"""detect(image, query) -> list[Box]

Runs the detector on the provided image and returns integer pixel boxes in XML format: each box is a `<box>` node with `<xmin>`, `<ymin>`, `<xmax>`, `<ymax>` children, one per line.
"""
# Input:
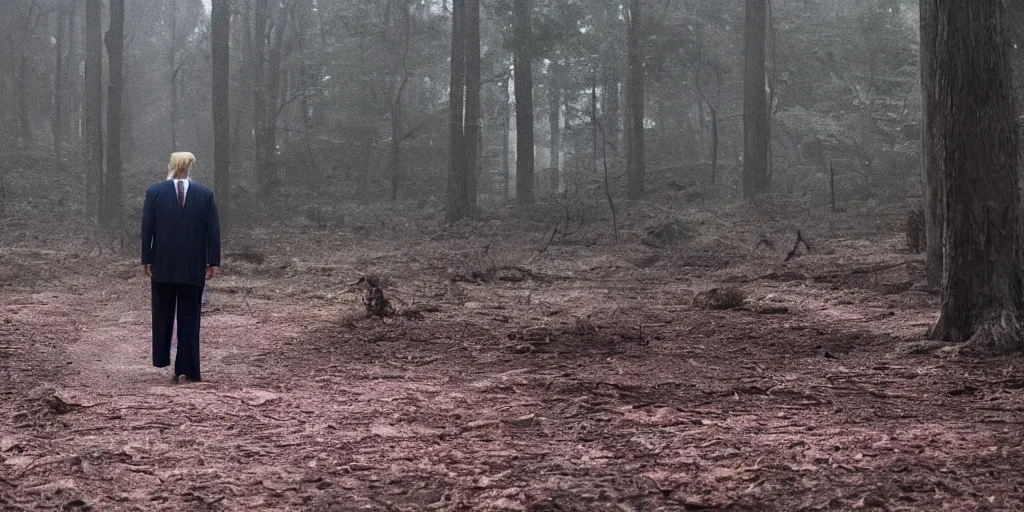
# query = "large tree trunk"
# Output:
<box><xmin>919</xmin><ymin>0</ymin><xmax>943</xmax><ymax>288</ymax></box>
<box><xmin>927</xmin><ymin>0</ymin><xmax>1024</xmax><ymax>350</ymax></box>
<box><xmin>261</xmin><ymin>4</ymin><xmax>289</xmax><ymax>194</ymax></box>
<box><xmin>625</xmin><ymin>0</ymin><xmax>645</xmax><ymax>200</ymax></box>
<box><xmin>742</xmin><ymin>0</ymin><xmax>770</xmax><ymax>198</ymax></box>
<box><xmin>513</xmin><ymin>0</ymin><xmax>535</xmax><ymax>205</ymax></box>
<box><xmin>169</xmin><ymin>0</ymin><xmax>179</xmax><ymax>152</ymax></box>
<box><xmin>103</xmin><ymin>0</ymin><xmax>125</xmax><ymax>230</ymax></box>
<box><xmin>464</xmin><ymin>0</ymin><xmax>481</xmax><ymax>208</ymax></box>
<box><xmin>446</xmin><ymin>0</ymin><xmax>470</xmax><ymax>222</ymax></box>
<box><xmin>212</xmin><ymin>0</ymin><xmax>231</xmax><ymax>227</ymax></box>
<box><xmin>548</xmin><ymin>61</ymin><xmax>561</xmax><ymax>195</ymax></box>
<box><xmin>68</xmin><ymin>3</ymin><xmax>81</xmax><ymax>157</ymax></box>
<box><xmin>84</xmin><ymin>0</ymin><xmax>104</xmax><ymax>222</ymax></box>
<box><xmin>53</xmin><ymin>2</ymin><xmax>66</xmax><ymax>154</ymax></box>
<box><xmin>389</xmin><ymin>0</ymin><xmax>412</xmax><ymax>202</ymax></box>
<box><xmin>251</xmin><ymin>0</ymin><xmax>270</xmax><ymax>194</ymax></box>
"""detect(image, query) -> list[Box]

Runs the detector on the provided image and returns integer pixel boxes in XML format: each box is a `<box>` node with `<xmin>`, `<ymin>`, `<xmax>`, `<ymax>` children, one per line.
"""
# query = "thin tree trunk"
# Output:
<box><xmin>502</xmin><ymin>71</ymin><xmax>511</xmax><ymax>201</ymax></box>
<box><xmin>17</xmin><ymin>55</ymin><xmax>30</xmax><ymax>142</ymax></box>
<box><xmin>513</xmin><ymin>0</ymin><xmax>535</xmax><ymax>205</ymax></box>
<box><xmin>231</xmin><ymin>105</ymin><xmax>242</xmax><ymax>174</ymax></box>
<box><xmin>742</xmin><ymin>0</ymin><xmax>770</xmax><ymax>198</ymax></box>
<box><xmin>53</xmin><ymin>2</ymin><xmax>65</xmax><ymax>154</ymax></box>
<box><xmin>928</xmin><ymin>0</ymin><xmax>1024</xmax><ymax>350</ymax></box>
<box><xmin>766</xmin><ymin>0</ymin><xmax>777</xmax><ymax>184</ymax></box>
<box><xmin>446</xmin><ymin>0</ymin><xmax>469</xmax><ymax>222</ymax></box>
<box><xmin>104</xmin><ymin>0</ymin><xmax>125</xmax><ymax>231</ymax></box>
<box><xmin>169</xmin><ymin>0</ymin><xmax>178</xmax><ymax>152</ymax></box>
<box><xmin>549</xmin><ymin>61</ymin><xmax>561</xmax><ymax>195</ymax></box>
<box><xmin>710</xmin><ymin>109</ymin><xmax>719</xmax><ymax>184</ymax></box>
<box><xmin>251</xmin><ymin>0</ymin><xmax>269</xmax><ymax>193</ymax></box>
<box><xmin>464</xmin><ymin>0</ymin><xmax>481</xmax><ymax>208</ymax></box>
<box><xmin>625</xmin><ymin>0</ymin><xmax>645</xmax><ymax>200</ymax></box>
<box><xmin>357</xmin><ymin>129</ymin><xmax>373</xmax><ymax>201</ymax></box>
<box><xmin>212</xmin><ymin>0</ymin><xmax>231</xmax><ymax>227</ymax></box>
<box><xmin>84</xmin><ymin>0</ymin><xmax>104</xmax><ymax>222</ymax></box>
<box><xmin>919</xmin><ymin>0</ymin><xmax>943</xmax><ymax>288</ymax></box>
<box><xmin>606</xmin><ymin>75</ymin><xmax>620</xmax><ymax>155</ymax></box>
<box><xmin>390</xmin><ymin>106</ymin><xmax>402</xmax><ymax>201</ymax></box>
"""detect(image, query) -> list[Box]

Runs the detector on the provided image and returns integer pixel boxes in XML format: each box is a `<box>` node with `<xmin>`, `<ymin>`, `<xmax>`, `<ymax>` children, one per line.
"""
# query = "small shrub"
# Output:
<box><xmin>693</xmin><ymin>287</ymin><xmax>747</xmax><ymax>310</ymax></box>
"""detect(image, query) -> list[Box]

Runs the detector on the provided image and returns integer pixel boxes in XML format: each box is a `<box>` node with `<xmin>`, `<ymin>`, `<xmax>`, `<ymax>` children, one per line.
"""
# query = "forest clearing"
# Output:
<box><xmin>4</xmin><ymin>0</ymin><xmax>1024</xmax><ymax>510</ymax></box>
<box><xmin>3</xmin><ymin>159</ymin><xmax>1024</xmax><ymax>511</ymax></box>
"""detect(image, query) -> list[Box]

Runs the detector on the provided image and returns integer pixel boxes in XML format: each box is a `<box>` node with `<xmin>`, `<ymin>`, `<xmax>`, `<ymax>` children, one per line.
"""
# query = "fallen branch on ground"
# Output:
<box><xmin>451</xmin><ymin>265</ymin><xmax>570</xmax><ymax>284</ymax></box>
<box><xmin>727</xmin><ymin>260</ymin><xmax>916</xmax><ymax>284</ymax></box>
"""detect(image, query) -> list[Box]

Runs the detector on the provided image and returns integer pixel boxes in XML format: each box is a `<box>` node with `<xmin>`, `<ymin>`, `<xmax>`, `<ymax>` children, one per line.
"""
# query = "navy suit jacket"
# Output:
<box><xmin>140</xmin><ymin>180</ymin><xmax>221</xmax><ymax>286</ymax></box>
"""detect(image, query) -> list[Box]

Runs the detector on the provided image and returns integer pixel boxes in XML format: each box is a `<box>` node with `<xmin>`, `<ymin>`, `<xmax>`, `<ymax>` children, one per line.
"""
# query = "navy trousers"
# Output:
<box><xmin>152</xmin><ymin>282</ymin><xmax>204</xmax><ymax>379</ymax></box>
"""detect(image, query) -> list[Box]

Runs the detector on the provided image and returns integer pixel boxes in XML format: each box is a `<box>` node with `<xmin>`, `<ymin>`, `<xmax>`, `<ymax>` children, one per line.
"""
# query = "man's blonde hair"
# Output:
<box><xmin>167</xmin><ymin>152</ymin><xmax>196</xmax><ymax>179</ymax></box>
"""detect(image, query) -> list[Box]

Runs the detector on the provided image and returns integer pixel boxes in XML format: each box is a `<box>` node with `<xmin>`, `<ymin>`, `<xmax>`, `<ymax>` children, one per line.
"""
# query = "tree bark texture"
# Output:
<box><xmin>625</xmin><ymin>0</ymin><xmax>645</xmax><ymax>200</ymax></box>
<box><xmin>548</xmin><ymin>61</ymin><xmax>561</xmax><ymax>195</ymax></box>
<box><xmin>464</xmin><ymin>0</ymin><xmax>481</xmax><ymax>208</ymax></box>
<box><xmin>53</xmin><ymin>2</ymin><xmax>66</xmax><ymax>154</ymax></box>
<box><xmin>390</xmin><ymin>0</ymin><xmax>412</xmax><ymax>202</ymax></box>
<box><xmin>16</xmin><ymin>56</ymin><xmax>30</xmax><ymax>142</ymax></box>
<box><xmin>513</xmin><ymin>0</ymin><xmax>535</xmax><ymax>206</ymax></box>
<box><xmin>103</xmin><ymin>0</ymin><xmax>125</xmax><ymax>229</ymax></box>
<box><xmin>502</xmin><ymin>72</ymin><xmax>511</xmax><ymax>200</ymax></box>
<box><xmin>169</xmin><ymin>0</ymin><xmax>179</xmax><ymax>152</ymax></box>
<box><xmin>919</xmin><ymin>0</ymin><xmax>943</xmax><ymax>288</ymax></box>
<box><xmin>604</xmin><ymin>68</ymin><xmax>620</xmax><ymax>156</ymax></box>
<box><xmin>251</xmin><ymin>0</ymin><xmax>270</xmax><ymax>194</ymax></box>
<box><xmin>66</xmin><ymin>2</ymin><xmax>80</xmax><ymax>155</ymax></box>
<box><xmin>261</xmin><ymin>4</ymin><xmax>289</xmax><ymax>193</ymax></box>
<box><xmin>928</xmin><ymin>0</ymin><xmax>1024</xmax><ymax>350</ymax></box>
<box><xmin>212</xmin><ymin>0</ymin><xmax>231</xmax><ymax>226</ymax></box>
<box><xmin>446</xmin><ymin>0</ymin><xmax>470</xmax><ymax>222</ymax></box>
<box><xmin>84</xmin><ymin>0</ymin><xmax>104</xmax><ymax>222</ymax></box>
<box><xmin>743</xmin><ymin>0</ymin><xmax>770</xmax><ymax>198</ymax></box>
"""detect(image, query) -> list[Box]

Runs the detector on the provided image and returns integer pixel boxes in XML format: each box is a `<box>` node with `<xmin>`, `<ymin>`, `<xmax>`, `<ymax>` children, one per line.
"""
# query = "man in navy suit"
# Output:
<box><xmin>140</xmin><ymin>152</ymin><xmax>221</xmax><ymax>383</ymax></box>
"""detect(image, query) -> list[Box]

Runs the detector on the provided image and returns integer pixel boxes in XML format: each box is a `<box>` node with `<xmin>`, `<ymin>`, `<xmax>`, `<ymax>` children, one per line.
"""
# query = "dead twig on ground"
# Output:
<box><xmin>811</xmin><ymin>260</ymin><xmax>916</xmax><ymax>280</ymax></box>
<box><xmin>538</xmin><ymin>226</ymin><xmax>558</xmax><ymax>254</ymax></box>
<box><xmin>730</xmin><ymin>260</ymin><xmax>915</xmax><ymax>284</ymax></box>
<box><xmin>784</xmin><ymin>230</ymin><xmax>812</xmax><ymax>262</ymax></box>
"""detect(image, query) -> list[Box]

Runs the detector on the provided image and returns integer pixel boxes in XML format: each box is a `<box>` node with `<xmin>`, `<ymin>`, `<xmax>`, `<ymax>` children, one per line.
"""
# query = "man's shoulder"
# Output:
<box><xmin>190</xmin><ymin>181</ymin><xmax>214</xmax><ymax>196</ymax></box>
<box><xmin>146</xmin><ymin>181</ymin><xmax>171</xmax><ymax>194</ymax></box>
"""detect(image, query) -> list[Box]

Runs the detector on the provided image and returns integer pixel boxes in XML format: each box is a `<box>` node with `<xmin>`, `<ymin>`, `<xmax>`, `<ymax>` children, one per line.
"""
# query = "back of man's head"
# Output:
<box><xmin>167</xmin><ymin>152</ymin><xmax>196</xmax><ymax>180</ymax></box>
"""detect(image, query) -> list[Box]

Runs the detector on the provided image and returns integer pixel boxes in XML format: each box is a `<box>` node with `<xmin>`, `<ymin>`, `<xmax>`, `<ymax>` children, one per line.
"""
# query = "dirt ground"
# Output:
<box><xmin>3</xmin><ymin>166</ymin><xmax>1024</xmax><ymax>511</ymax></box>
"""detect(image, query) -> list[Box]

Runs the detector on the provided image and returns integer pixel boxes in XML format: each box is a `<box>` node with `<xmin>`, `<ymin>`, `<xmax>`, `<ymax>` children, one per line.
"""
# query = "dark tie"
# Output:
<box><xmin>176</xmin><ymin>180</ymin><xmax>185</xmax><ymax>209</ymax></box>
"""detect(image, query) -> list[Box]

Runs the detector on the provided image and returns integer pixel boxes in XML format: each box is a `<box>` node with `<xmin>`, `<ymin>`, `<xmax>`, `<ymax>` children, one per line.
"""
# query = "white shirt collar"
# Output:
<box><xmin>171</xmin><ymin>177</ymin><xmax>190</xmax><ymax>198</ymax></box>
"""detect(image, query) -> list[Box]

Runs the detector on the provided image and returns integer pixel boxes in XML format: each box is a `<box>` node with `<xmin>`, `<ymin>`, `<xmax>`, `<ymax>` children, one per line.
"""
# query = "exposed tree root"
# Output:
<box><xmin>928</xmin><ymin>308</ymin><xmax>1024</xmax><ymax>355</ymax></box>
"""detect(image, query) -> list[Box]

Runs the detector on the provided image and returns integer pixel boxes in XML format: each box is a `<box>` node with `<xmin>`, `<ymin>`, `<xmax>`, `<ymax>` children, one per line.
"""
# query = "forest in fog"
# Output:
<box><xmin>0</xmin><ymin>0</ymin><xmax>938</xmax><ymax>220</ymax></box>
<box><xmin>6</xmin><ymin>1</ymin><xmax>1024</xmax><ymax>510</ymax></box>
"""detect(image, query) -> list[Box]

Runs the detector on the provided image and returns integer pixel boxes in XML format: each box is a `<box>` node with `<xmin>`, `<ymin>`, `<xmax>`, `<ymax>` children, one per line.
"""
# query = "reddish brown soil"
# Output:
<box><xmin>3</xmin><ymin>183</ymin><xmax>1024</xmax><ymax>511</ymax></box>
